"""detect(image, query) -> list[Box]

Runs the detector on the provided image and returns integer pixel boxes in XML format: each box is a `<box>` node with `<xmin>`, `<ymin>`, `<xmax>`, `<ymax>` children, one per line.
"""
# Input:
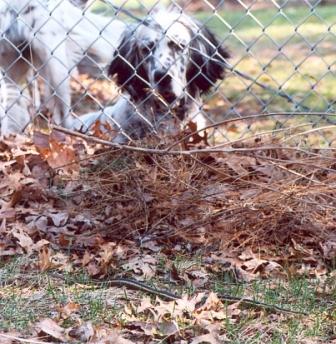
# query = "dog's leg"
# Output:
<box><xmin>0</xmin><ymin>76</ymin><xmax>32</xmax><ymax>136</ymax></box>
<box><xmin>186</xmin><ymin>96</ymin><xmax>208</xmax><ymax>130</ymax></box>
<box><xmin>32</xmin><ymin>38</ymin><xmax>72</xmax><ymax>128</ymax></box>
<box><xmin>0</xmin><ymin>45</ymin><xmax>32</xmax><ymax>135</ymax></box>
<box><xmin>70</xmin><ymin>107</ymin><xmax>113</xmax><ymax>133</ymax></box>
<box><xmin>71</xmin><ymin>106</ymin><xmax>129</xmax><ymax>143</ymax></box>
<box><xmin>70</xmin><ymin>98</ymin><xmax>138</xmax><ymax>143</ymax></box>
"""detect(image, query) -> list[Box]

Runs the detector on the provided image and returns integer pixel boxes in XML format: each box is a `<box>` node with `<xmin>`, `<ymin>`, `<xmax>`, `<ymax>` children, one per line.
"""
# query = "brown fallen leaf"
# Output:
<box><xmin>87</xmin><ymin>261</ymin><xmax>102</xmax><ymax>276</ymax></box>
<box><xmin>12</xmin><ymin>229</ymin><xmax>34</xmax><ymax>255</ymax></box>
<box><xmin>140</xmin><ymin>239</ymin><xmax>161</xmax><ymax>252</ymax></box>
<box><xmin>122</xmin><ymin>254</ymin><xmax>157</xmax><ymax>278</ymax></box>
<box><xmin>221</xmin><ymin>154</ymin><xmax>256</xmax><ymax>176</ymax></box>
<box><xmin>34</xmin><ymin>130</ymin><xmax>78</xmax><ymax>173</ymax></box>
<box><xmin>190</xmin><ymin>324</ymin><xmax>225</xmax><ymax>344</ymax></box>
<box><xmin>157</xmin><ymin>321</ymin><xmax>179</xmax><ymax>337</ymax></box>
<box><xmin>68</xmin><ymin>321</ymin><xmax>95</xmax><ymax>342</ymax></box>
<box><xmin>0</xmin><ymin>332</ymin><xmax>23</xmax><ymax>344</ymax></box>
<box><xmin>38</xmin><ymin>247</ymin><xmax>53</xmax><ymax>272</ymax></box>
<box><xmin>49</xmin><ymin>212</ymin><xmax>69</xmax><ymax>227</ymax></box>
<box><xmin>59</xmin><ymin>302</ymin><xmax>80</xmax><ymax>319</ymax></box>
<box><xmin>124</xmin><ymin>321</ymin><xmax>156</xmax><ymax>336</ymax></box>
<box><xmin>194</xmin><ymin>293</ymin><xmax>227</xmax><ymax>326</ymax></box>
<box><xmin>0</xmin><ymin>209</ymin><xmax>15</xmax><ymax>219</ymax></box>
<box><xmin>90</xmin><ymin>326</ymin><xmax>134</xmax><ymax>344</ymax></box>
<box><xmin>190</xmin><ymin>333</ymin><xmax>221</xmax><ymax>344</ymax></box>
<box><xmin>36</xmin><ymin>318</ymin><xmax>67</xmax><ymax>342</ymax></box>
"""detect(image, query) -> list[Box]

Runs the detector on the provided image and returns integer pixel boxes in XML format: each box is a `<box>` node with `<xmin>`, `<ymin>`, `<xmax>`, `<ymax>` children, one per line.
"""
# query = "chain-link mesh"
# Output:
<box><xmin>0</xmin><ymin>0</ymin><xmax>335</xmax><ymax>147</ymax></box>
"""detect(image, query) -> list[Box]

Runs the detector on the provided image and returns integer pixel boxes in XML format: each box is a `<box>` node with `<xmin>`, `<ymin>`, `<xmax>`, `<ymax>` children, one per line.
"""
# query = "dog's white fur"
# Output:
<box><xmin>71</xmin><ymin>7</ymin><xmax>229</xmax><ymax>143</ymax></box>
<box><xmin>0</xmin><ymin>0</ymin><xmax>126</xmax><ymax>135</ymax></box>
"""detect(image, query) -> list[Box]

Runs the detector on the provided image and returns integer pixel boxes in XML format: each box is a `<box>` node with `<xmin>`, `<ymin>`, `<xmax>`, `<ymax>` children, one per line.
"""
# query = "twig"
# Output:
<box><xmin>0</xmin><ymin>333</ymin><xmax>53</xmax><ymax>344</ymax></box>
<box><xmin>51</xmin><ymin>121</ymin><xmax>336</xmax><ymax>157</ymax></box>
<box><xmin>269</xmin><ymin>161</ymin><xmax>324</xmax><ymax>185</ymax></box>
<box><xmin>207</xmin><ymin>122</ymin><xmax>311</xmax><ymax>150</ymax></box>
<box><xmin>166</xmin><ymin>112</ymin><xmax>336</xmax><ymax>150</ymax></box>
<box><xmin>281</xmin><ymin>125</ymin><xmax>336</xmax><ymax>143</ymax></box>
<box><xmin>189</xmin><ymin>154</ymin><xmax>336</xmax><ymax>210</ymax></box>
<box><xmin>217</xmin><ymin>294</ymin><xmax>308</xmax><ymax>315</ymax></box>
<box><xmin>50</xmin><ymin>273</ymin><xmax>307</xmax><ymax>315</ymax></box>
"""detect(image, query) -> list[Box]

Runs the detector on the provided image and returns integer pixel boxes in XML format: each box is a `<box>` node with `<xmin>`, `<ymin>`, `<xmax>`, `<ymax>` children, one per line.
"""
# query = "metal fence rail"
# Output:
<box><xmin>0</xmin><ymin>0</ymin><xmax>335</xmax><ymax>146</ymax></box>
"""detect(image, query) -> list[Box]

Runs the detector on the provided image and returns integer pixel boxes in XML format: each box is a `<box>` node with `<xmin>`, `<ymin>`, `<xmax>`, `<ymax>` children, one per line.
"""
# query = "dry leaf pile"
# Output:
<box><xmin>1</xmin><ymin>131</ymin><xmax>336</xmax><ymax>276</ymax></box>
<box><xmin>1</xmin><ymin>129</ymin><xmax>336</xmax><ymax>342</ymax></box>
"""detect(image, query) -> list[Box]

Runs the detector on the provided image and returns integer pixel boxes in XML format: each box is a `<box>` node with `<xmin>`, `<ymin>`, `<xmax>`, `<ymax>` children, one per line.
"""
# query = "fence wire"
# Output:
<box><xmin>0</xmin><ymin>0</ymin><xmax>335</xmax><ymax>147</ymax></box>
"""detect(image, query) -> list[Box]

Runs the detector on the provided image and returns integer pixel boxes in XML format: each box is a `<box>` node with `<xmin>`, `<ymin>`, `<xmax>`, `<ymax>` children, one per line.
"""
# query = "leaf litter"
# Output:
<box><xmin>1</xmin><ymin>128</ymin><xmax>336</xmax><ymax>342</ymax></box>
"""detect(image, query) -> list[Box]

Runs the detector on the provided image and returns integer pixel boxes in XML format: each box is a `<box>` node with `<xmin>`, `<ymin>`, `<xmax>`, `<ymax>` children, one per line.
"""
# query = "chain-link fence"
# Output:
<box><xmin>0</xmin><ymin>0</ymin><xmax>335</xmax><ymax>146</ymax></box>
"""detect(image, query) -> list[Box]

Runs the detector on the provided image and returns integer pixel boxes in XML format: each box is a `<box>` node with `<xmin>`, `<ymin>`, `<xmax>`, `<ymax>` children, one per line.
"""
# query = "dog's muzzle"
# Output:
<box><xmin>153</xmin><ymin>70</ymin><xmax>176</xmax><ymax>103</ymax></box>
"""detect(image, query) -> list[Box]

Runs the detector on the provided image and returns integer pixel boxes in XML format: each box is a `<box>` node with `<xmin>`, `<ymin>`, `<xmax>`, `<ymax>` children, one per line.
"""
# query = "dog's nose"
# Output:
<box><xmin>153</xmin><ymin>70</ymin><xmax>166</xmax><ymax>83</ymax></box>
<box><xmin>153</xmin><ymin>70</ymin><xmax>171</xmax><ymax>86</ymax></box>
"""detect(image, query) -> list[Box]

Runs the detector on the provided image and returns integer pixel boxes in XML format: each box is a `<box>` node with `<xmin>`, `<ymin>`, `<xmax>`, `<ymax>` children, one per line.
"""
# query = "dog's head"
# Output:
<box><xmin>109</xmin><ymin>8</ymin><xmax>229</xmax><ymax>107</ymax></box>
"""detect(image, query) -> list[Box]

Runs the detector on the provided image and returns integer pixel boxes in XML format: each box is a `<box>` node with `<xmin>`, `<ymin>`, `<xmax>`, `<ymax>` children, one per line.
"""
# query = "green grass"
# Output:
<box><xmin>212</xmin><ymin>274</ymin><xmax>335</xmax><ymax>343</ymax></box>
<box><xmin>1</xmin><ymin>256</ymin><xmax>335</xmax><ymax>342</ymax></box>
<box><xmin>198</xmin><ymin>5</ymin><xmax>336</xmax><ymax>41</ymax></box>
<box><xmin>92</xmin><ymin>0</ymin><xmax>169</xmax><ymax>16</ymax></box>
<box><xmin>0</xmin><ymin>258</ymin><xmax>124</xmax><ymax>332</ymax></box>
<box><xmin>92</xmin><ymin>1</ymin><xmax>336</xmax><ymax>44</ymax></box>
<box><xmin>201</xmin><ymin>4</ymin><xmax>336</xmax><ymax>115</ymax></box>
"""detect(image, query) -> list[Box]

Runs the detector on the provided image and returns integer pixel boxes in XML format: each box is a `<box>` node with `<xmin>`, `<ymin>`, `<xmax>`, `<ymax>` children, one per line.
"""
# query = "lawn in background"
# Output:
<box><xmin>198</xmin><ymin>4</ymin><xmax>336</xmax><ymax>115</ymax></box>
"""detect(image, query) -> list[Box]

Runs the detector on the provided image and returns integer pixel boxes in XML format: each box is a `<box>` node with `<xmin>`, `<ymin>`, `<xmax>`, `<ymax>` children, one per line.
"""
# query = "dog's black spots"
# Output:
<box><xmin>154</xmin><ymin>71</ymin><xmax>172</xmax><ymax>89</ymax></box>
<box><xmin>187</xmin><ymin>25</ymin><xmax>229</xmax><ymax>96</ymax></box>
<box><xmin>109</xmin><ymin>13</ymin><xmax>229</xmax><ymax>103</ymax></box>
<box><xmin>22</xmin><ymin>5</ymin><xmax>36</xmax><ymax>15</ymax></box>
<box><xmin>109</xmin><ymin>32</ymin><xmax>150</xmax><ymax>101</ymax></box>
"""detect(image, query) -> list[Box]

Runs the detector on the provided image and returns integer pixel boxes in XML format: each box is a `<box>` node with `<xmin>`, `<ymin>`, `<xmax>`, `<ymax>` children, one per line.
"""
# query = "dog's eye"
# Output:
<box><xmin>141</xmin><ymin>42</ymin><xmax>155</xmax><ymax>54</ymax></box>
<box><xmin>168</xmin><ymin>40</ymin><xmax>185</xmax><ymax>51</ymax></box>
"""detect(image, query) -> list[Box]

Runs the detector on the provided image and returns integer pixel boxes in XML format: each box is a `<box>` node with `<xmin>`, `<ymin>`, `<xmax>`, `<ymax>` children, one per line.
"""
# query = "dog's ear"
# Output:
<box><xmin>108</xmin><ymin>31</ymin><xmax>149</xmax><ymax>100</ymax></box>
<box><xmin>187</xmin><ymin>26</ymin><xmax>230</xmax><ymax>95</ymax></box>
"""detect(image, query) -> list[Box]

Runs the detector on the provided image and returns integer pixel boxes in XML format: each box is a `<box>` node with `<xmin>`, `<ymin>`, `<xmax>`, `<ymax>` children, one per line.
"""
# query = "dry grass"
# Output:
<box><xmin>75</xmin><ymin>136</ymin><xmax>336</xmax><ymax>263</ymax></box>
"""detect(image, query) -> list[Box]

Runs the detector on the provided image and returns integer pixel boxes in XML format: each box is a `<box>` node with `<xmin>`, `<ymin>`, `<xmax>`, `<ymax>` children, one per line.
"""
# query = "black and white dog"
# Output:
<box><xmin>0</xmin><ymin>2</ymin><xmax>229</xmax><ymax>141</ymax></box>
<box><xmin>71</xmin><ymin>7</ymin><xmax>230</xmax><ymax>143</ymax></box>
<box><xmin>0</xmin><ymin>0</ymin><xmax>126</xmax><ymax>135</ymax></box>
